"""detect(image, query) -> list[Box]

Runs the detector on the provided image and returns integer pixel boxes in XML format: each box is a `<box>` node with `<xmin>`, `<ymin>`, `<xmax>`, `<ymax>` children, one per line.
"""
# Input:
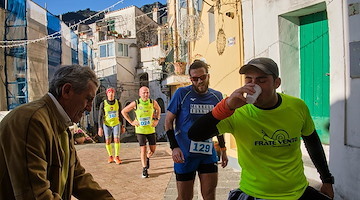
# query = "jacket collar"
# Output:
<box><xmin>47</xmin><ymin>93</ymin><xmax>72</xmax><ymax>127</ymax></box>
<box><xmin>42</xmin><ymin>94</ymin><xmax>71</xmax><ymax>132</ymax></box>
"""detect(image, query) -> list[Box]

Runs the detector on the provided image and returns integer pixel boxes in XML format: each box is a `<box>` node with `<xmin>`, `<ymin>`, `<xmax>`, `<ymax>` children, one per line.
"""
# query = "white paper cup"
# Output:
<box><xmin>246</xmin><ymin>84</ymin><xmax>262</xmax><ymax>104</ymax></box>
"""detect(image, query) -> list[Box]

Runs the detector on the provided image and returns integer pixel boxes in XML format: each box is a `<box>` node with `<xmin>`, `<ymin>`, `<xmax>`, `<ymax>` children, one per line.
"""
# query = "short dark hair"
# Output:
<box><xmin>49</xmin><ymin>65</ymin><xmax>99</xmax><ymax>99</ymax></box>
<box><xmin>188</xmin><ymin>60</ymin><xmax>209</xmax><ymax>74</ymax></box>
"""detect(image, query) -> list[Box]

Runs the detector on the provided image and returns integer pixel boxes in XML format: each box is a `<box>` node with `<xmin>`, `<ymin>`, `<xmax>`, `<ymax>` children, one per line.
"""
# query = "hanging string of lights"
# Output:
<box><xmin>0</xmin><ymin>0</ymin><xmax>125</xmax><ymax>48</ymax></box>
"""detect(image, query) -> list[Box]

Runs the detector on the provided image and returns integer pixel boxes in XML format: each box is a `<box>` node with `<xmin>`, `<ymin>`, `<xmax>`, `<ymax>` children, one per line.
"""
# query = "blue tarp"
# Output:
<box><xmin>90</xmin><ymin>40</ymin><xmax>94</xmax><ymax>69</ymax></box>
<box><xmin>71</xmin><ymin>30</ymin><xmax>78</xmax><ymax>64</ymax></box>
<box><xmin>47</xmin><ymin>12</ymin><xmax>62</xmax><ymax>81</ymax></box>
<box><xmin>6</xmin><ymin>0</ymin><xmax>26</xmax><ymax>24</ymax></box>
<box><xmin>5</xmin><ymin>0</ymin><xmax>27</xmax><ymax>109</ymax></box>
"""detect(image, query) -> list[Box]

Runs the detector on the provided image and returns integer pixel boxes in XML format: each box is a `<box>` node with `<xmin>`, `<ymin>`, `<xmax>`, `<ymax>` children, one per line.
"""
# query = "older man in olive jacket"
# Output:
<box><xmin>0</xmin><ymin>65</ymin><xmax>114</xmax><ymax>200</ymax></box>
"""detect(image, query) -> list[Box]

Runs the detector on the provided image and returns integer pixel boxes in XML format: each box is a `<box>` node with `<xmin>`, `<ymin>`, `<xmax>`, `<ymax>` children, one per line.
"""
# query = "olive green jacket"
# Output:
<box><xmin>0</xmin><ymin>94</ymin><xmax>114</xmax><ymax>200</ymax></box>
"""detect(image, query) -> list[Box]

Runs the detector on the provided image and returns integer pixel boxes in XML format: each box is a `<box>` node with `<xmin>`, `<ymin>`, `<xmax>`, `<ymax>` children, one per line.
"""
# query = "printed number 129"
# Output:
<box><xmin>193</xmin><ymin>143</ymin><xmax>210</xmax><ymax>153</ymax></box>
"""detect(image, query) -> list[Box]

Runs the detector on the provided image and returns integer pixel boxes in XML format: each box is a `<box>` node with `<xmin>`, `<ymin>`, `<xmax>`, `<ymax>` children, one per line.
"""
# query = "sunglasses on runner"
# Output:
<box><xmin>190</xmin><ymin>74</ymin><xmax>208</xmax><ymax>82</ymax></box>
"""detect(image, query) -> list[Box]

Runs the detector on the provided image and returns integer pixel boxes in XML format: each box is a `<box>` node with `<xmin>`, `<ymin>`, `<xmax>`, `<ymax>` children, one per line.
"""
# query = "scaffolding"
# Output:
<box><xmin>1</xmin><ymin>0</ymin><xmax>94</xmax><ymax>110</ymax></box>
<box><xmin>4</xmin><ymin>0</ymin><xmax>28</xmax><ymax>109</ymax></box>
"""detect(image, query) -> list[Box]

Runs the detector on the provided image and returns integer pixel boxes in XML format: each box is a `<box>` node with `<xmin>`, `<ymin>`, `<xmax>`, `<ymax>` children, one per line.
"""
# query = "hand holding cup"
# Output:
<box><xmin>246</xmin><ymin>84</ymin><xmax>262</xmax><ymax>104</ymax></box>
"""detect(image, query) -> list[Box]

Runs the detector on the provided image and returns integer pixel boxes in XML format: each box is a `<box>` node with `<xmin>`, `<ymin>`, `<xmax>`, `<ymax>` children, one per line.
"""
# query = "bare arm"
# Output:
<box><xmin>97</xmin><ymin>102</ymin><xmax>105</xmax><ymax>136</ymax></box>
<box><xmin>153</xmin><ymin>100</ymin><xmax>161</xmax><ymax>119</ymax></box>
<box><xmin>152</xmin><ymin>100</ymin><xmax>161</xmax><ymax>127</ymax></box>
<box><xmin>165</xmin><ymin>111</ymin><xmax>176</xmax><ymax>131</ymax></box>
<box><xmin>118</xmin><ymin>100</ymin><xmax>124</xmax><ymax>123</ymax></box>
<box><xmin>121</xmin><ymin>101</ymin><xmax>138</xmax><ymax>126</ymax></box>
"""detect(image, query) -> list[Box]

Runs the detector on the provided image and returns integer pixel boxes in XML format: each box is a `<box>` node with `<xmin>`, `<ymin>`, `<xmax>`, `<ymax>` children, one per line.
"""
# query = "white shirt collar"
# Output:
<box><xmin>48</xmin><ymin>93</ymin><xmax>73</xmax><ymax>127</ymax></box>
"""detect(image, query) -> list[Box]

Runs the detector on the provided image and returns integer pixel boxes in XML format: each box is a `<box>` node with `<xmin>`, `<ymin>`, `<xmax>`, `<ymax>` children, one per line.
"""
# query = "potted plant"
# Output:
<box><xmin>174</xmin><ymin>60</ymin><xmax>187</xmax><ymax>75</ymax></box>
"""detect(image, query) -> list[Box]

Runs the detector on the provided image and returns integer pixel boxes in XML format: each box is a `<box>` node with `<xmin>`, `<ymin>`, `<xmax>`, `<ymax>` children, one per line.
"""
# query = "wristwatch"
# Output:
<box><xmin>322</xmin><ymin>176</ymin><xmax>334</xmax><ymax>184</ymax></box>
<box><xmin>152</xmin><ymin>118</ymin><xmax>159</xmax><ymax>120</ymax></box>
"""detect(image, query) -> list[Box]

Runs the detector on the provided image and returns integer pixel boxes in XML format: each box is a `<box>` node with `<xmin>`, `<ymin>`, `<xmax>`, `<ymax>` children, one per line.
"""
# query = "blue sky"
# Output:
<box><xmin>32</xmin><ymin>0</ymin><xmax>167</xmax><ymax>15</ymax></box>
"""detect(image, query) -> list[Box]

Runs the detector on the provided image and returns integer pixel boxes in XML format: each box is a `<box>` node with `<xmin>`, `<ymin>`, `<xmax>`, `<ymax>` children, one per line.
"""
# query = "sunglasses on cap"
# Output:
<box><xmin>190</xmin><ymin>74</ymin><xmax>208</xmax><ymax>82</ymax></box>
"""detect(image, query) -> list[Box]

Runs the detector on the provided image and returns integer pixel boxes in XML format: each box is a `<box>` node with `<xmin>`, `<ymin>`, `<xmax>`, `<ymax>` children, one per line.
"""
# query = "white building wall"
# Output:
<box><xmin>140</xmin><ymin>44</ymin><xmax>168</xmax><ymax>139</ymax></box>
<box><xmin>61</xmin><ymin>23</ymin><xmax>72</xmax><ymax>65</ymax></box>
<box><xmin>106</xmin><ymin>6</ymin><xmax>137</xmax><ymax>38</ymax></box>
<box><xmin>242</xmin><ymin>0</ymin><xmax>359</xmax><ymax>199</ymax></box>
<box><xmin>141</xmin><ymin>45</ymin><xmax>164</xmax><ymax>62</ymax></box>
<box><xmin>330</xmin><ymin>0</ymin><xmax>360</xmax><ymax>199</ymax></box>
<box><xmin>141</xmin><ymin>45</ymin><xmax>165</xmax><ymax>81</ymax></box>
<box><xmin>27</xmin><ymin>0</ymin><xmax>48</xmax><ymax>101</ymax></box>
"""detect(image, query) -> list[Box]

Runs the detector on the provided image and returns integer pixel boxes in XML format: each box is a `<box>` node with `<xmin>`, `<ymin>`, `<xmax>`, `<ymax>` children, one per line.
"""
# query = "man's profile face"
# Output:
<box><xmin>65</xmin><ymin>81</ymin><xmax>97</xmax><ymax>123</ymax></box>
<box><xmin>190</xmin><ymin>67</ymin><xmax>209</xmax><ymax>94</ymax></box>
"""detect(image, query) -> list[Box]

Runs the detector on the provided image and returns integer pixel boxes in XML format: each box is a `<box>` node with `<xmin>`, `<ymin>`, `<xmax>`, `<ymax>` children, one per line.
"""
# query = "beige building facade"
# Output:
<box><xmin>165</xmin><ymin>0</ymin><xmax>245</xmax><ymax>159</ymax></box>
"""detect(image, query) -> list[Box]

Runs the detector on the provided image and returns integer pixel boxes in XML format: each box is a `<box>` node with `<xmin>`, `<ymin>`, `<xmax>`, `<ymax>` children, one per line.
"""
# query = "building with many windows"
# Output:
<box><xmin>81</xmin><ymin>5</ymin><xmax>169</xmax><ymax>140</ymax></box>
<box><xmin>0</xmin><ymin>0</ymin><xmax>93</xmax><ymax>111</ymax></box>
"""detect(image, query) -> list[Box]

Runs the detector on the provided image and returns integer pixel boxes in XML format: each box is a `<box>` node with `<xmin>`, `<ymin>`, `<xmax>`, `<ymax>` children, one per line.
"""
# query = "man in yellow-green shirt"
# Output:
<box><xmin>121</xmin><ymin>86</ymin><xmax>161</xmax><ymax>178</ymax></box>
<box><xmin>188</xmin><ymin>57</ymin><xmax>334</xmax><ymax>200</ymax></box>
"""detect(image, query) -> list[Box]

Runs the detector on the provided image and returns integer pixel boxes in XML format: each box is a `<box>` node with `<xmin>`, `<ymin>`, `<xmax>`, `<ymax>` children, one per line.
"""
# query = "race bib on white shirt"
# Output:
<box><xmin>189</xmin><ymin>140</ymin><xmax>213</xmax><ymax>155</ymax></box>
<box><xmin>139</xmin><ymin>117</ymin><xmax>151</xmax><ymax>126</ymax></box>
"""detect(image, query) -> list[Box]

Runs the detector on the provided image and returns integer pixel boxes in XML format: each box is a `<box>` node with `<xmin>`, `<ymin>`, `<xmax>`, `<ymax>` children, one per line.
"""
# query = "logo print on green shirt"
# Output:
<box><xmin>254</xmin><ymin>129</ymin><xmax>298</xmax><ymax>147</ymax></box>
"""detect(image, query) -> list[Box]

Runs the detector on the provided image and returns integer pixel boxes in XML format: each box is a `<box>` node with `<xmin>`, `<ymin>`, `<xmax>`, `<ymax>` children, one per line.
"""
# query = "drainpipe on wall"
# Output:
<box><xmin>237</xmin><ymin>0</ymin><xmax>245</xmax><ymax>85</ymax></box>
<box><xmin>186</xmin><ymin>0</ymin><xmax>191</xmax><ymax>64</ymax></box>
<box><xmin>174</xmin><ymin>0</ymin><xmax>179</xmax><ymax>61</ymax></box>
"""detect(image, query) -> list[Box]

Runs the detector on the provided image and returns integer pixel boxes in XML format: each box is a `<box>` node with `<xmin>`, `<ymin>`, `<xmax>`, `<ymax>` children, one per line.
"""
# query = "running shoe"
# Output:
<box><xmin>115</xmin><ymin>156</ymin><xmax>122</xmax><ymax>164</ymax></box>
<box><xmin>142</xmin><ymin>167</ymin><xmax>149</xmax><ymax>178</ymax></box>
<box><xmin>146</xmin><ymin>157</ymin><xmax>150</xmax><ymax>169</ymax></box>
<box><xmin>108</xmin><ymin>156</ymin><xmax>114</xmax><ymax>163</ymax></box>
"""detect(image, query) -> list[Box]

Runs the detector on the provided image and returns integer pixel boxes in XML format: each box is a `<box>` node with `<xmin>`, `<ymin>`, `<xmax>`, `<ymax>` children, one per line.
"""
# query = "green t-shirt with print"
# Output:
<box><xmin>217</xmin><ymin>93</ymin><xmax>315</xmax><ymax>200</ymax></box>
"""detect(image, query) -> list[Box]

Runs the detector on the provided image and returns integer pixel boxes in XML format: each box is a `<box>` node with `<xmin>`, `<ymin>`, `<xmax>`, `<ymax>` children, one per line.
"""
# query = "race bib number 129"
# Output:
<box><xmin>189</xmin><ymin>141</ymin><xmax>213</xmax><ymax>155</ymax></box>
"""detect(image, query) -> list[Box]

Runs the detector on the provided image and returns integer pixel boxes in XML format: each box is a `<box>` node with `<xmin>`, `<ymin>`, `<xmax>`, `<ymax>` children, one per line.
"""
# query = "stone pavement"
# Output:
<box><xmin>163</xmin><ymin>164</ymin><xmax>240</xmax><ymax>200</ymax></box>
<box><xmin>74</xmin><ymin>141</ymin><xmax>327</xmax><ymax>200</ymax></box>
<box><xmin>74</xmin><ymin>142</ymin><xmax>173</xmax><ymax>200</ymax></box>
<box><xmin>73</xmin><ymin>142</ymin><xmax>239</xmax><ymax>200</ymax></box>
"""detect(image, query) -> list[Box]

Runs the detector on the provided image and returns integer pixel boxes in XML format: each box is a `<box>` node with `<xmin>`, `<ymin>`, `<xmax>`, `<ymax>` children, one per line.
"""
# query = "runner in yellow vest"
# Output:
<box><xmin>121</xmin><ymin>86</ymin><xmax>161</xmax><ymax>178</ymax></box>
<box><xmin>98</xmin><ymin>87</ymin><xmax>124</xmax><ymax>164</ymax></box>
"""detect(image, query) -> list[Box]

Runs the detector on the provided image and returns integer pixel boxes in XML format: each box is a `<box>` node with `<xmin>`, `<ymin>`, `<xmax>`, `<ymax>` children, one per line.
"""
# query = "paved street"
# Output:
<box><xmin>74</xmin><ymin>142</ymin><xmax>173</xmax><ymax>200</ymax></box>
<box><xmin>73</xmin><ymin>141</ymin><xmax>325</xmax><ymax>200</ymax></box>
<box><xmin>73</xmin><ymin>142</ymin><xmax>240</xmax><ymax>200</ymax></box>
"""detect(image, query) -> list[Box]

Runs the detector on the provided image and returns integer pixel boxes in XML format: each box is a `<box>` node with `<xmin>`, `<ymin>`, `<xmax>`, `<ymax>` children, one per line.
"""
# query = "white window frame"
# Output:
<box><xmin>99</xmin><ymin>42</ymin><xmax>115</xmax><ymax>58</ymax></box>
<box><xmin>117</xmin><ymin>43</ymin><xmax>129</xmax><ymax>57</ymax></box>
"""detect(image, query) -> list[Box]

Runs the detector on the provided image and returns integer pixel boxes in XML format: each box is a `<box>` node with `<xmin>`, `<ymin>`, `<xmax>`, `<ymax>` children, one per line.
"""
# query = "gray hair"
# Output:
<box><xmin>49</xmin><ymin>65</ymin><xmax>99</xmax><ymax>99</ymax></box>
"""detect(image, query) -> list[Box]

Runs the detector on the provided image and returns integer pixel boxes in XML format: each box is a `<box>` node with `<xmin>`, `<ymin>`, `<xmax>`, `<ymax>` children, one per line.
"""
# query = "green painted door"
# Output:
<box><xmin>300</xmin><ymin>11</ymin><xmax>330</xmax><ymax>144</ymax></box>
